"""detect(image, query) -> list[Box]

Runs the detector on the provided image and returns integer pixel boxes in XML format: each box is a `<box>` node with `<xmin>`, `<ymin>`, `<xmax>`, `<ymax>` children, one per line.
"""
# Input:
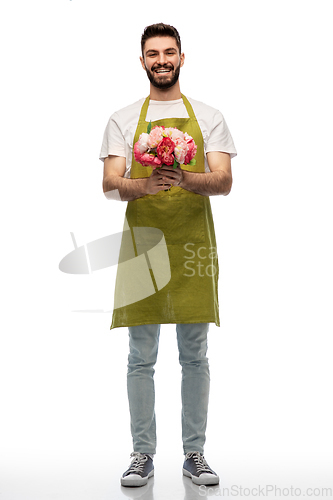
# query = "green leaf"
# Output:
<box><xmin>189</xmin><ymin>159</ymin><xmax>196</xmax><ymax>166</ymax></box>
<box><xmin>173</xmin><ymin>158</ymin><xmax>179</xmax><ymax>169</ymax></box>
<box><xmin>147</xmin><ymin>121</ymin><xmax>152</xmax><ymax>134</ymax></box>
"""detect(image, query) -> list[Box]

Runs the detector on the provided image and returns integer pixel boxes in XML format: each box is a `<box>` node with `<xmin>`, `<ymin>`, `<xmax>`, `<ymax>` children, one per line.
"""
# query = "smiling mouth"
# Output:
<box><xmin>154</xmin><ymin>68</ymin><xmax>173</xmax><ymax>74</ymax></box>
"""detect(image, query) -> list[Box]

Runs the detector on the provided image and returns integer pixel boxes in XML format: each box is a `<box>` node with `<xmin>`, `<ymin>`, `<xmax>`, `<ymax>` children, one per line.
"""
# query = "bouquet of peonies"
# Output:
<box><xmin>134</xmin><ymin>122</ymin><xmax>197</xmax><ymax>169</ymax></box>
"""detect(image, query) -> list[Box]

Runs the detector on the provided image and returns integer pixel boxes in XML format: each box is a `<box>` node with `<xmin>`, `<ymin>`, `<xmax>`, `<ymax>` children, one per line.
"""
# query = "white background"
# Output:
<box><xmin>1</xmin><ymin>0</ymin><xmax>332</xmax><ymax>499</ymax></box>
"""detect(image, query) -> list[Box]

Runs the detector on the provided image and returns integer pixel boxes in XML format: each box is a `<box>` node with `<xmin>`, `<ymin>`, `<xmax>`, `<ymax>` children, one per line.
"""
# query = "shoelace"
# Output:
<box><xmin>127</xmin><ymin>452</ymin><xmax>148</xmax><ymax>474</ymax></box>
<box><xmin>186</xmin><ymin>452</ymin><xmax>213</xmax><ymax>474</ymax></box>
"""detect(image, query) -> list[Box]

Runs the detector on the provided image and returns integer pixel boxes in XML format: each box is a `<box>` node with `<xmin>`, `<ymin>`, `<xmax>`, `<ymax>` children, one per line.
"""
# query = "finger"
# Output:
<box><xmin>162</xmin><ymin>170</ymin><xmax>178</xmax><ymax>178</ymax></box>
<box><xmin>150</xmin><ymin>169</ymin><xmax>161</xmax><ymax>177</ymax></box>
<box><xmin>158</xmin><ymin>167</ymin><xmax>175</xmax><ymax>174</ymax></box>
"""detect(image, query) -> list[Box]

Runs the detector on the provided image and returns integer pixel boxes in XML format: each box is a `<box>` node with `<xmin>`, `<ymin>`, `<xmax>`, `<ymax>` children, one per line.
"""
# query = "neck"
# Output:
<box><xmin>149</xmin><ymin>81</ymin><xmax>182</xmax><ymax>101</ymax></box>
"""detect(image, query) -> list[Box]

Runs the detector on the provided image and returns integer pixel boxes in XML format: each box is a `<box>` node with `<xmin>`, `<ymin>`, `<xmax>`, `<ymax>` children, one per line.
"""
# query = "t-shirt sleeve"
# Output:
<box><xmin>206</xmin><ymin>110</ymin><xmax>237</xmax><ymax>159</ymax></box>
<box><xmin>99</xmin><ymin>114</ymin><xmax>127</xmax><ymax>161</ymax></box>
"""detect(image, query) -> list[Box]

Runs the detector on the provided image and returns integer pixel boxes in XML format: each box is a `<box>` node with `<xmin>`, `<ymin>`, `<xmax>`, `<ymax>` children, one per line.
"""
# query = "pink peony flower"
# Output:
<box><xmin>157</xmin><ymin>137</ymin><xmax>175</xmax><ymax>166</ymax></box>
<box><xmin>173</xmin><ymin>137</ymin><xmax>187</xmax><ymax>164</ymax></box>
<box><xmin>163</xmin><ymin>127</ymin><xmax>184</xmax><ymax>142</ymax></box>
<box><xmin>134</xmin><ymin>142</ymin><xmax>162</xmax><ymax>167</ymax></box>
<box><xmin>148</xmin><ymin>126</ymin><xmax>164</xmax><ymax>149</ymax></box>
<box><xmin>171</xmin><ymin>128</ymin><xmax>185</xmax><ymax>141</ymax></box>
<box><xmin>140</xmin><ymin>153</ymin><xmax>162</xmax><ymax>168</ymax></box>
<box><xmin>134</xmin><ymin>142</ymin><xmax>143</xmax><ymax>163</ymax></box>
<box><xmin>137</xmin><ymin>132</ymin><xmax>150</xmax><ymax>154</ymax></box>
<box><xmin>162</xmin><ymin>127</ymin><xmax>173</xmax><ymax>138</ymax></box>
<box><xmin>183</xmin><ymin>133</ymin><xmax>197</xmax><ymax>164</ymax></box>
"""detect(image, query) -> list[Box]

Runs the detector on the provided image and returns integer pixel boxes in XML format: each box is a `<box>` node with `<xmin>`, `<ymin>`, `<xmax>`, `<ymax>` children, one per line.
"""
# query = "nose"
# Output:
<box><xmin>157</xmin><ymin>52</ymin><xmax>167</xmax><ymax>65</ymax></box>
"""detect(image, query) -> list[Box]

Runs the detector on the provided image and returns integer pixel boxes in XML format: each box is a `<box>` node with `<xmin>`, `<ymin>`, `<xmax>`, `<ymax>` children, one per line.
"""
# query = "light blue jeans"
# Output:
<box><xmin>127</xmin><ymin>323</ymin><xmax>210</xmax><ymax>455</ymax></box>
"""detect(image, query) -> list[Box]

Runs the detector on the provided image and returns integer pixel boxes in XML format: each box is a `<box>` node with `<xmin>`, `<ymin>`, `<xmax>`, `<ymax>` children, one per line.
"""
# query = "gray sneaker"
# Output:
<box><xmin>121</xmin><ymin>452</ymin><xmax>154</xmax><ymax>487</ymax></box>
<box><xmin>183</xmin><ymin>452</ymin><xmax>219</xmax><ymax>485</ymax></box>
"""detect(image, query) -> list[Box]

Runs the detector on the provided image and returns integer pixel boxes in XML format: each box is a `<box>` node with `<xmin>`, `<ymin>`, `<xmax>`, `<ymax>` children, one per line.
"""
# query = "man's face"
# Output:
<box><xmin>140</xmin><ymin>36</ymin><xmax>185</xmax><ymax>90</ymax></box>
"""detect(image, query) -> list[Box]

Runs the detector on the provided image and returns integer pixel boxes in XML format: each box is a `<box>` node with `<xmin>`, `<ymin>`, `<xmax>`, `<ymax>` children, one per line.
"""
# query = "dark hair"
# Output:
<box><xmin>141</xmin><ymin>23</ymin><xmax>181</xmax><ymax>56</ymax></box>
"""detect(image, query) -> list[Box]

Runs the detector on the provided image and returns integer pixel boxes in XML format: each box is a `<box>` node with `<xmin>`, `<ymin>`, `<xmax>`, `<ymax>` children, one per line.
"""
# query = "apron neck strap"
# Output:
<box><xmin>139</xmin><ymin>94</ymin><xmax>196</xmax><ymax>123</ymax></box>
<box><xmin>180</xmin><ymin>94</ymin><xmax>196</xmax><ymax>120</ymax></box>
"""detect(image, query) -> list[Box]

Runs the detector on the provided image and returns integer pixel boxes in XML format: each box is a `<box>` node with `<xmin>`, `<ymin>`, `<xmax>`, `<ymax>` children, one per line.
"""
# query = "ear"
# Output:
<box><xmin>139</xmin><ymin>56</ymin><xmax>146</xmax><ymax>70</ymax></box>
<box><xmin>180</xmin><ymin>52</ymin><xmax>185</xmax><ymax>68</ymax></box>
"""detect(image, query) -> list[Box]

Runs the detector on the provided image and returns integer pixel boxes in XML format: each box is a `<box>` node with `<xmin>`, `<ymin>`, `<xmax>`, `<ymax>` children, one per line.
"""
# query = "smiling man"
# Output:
<box><xmin>99</xmin><ymin>23</ymin><xmax>237</xmax><ymax>488</ymax></box>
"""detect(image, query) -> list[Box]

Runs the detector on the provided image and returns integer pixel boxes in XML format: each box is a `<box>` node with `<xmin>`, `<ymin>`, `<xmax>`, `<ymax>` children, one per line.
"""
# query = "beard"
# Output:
<box><xmin>144</xmin><ymin>61</ymin><xmax>181</xmax><ymax>90</ymax></box>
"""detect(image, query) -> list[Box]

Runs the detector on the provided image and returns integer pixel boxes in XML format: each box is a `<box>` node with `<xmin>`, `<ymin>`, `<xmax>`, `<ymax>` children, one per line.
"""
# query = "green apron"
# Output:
<box><xmin>110</xmin><ymin>94</ymin><xmax>220</xmax><ymax>329</ymax></box>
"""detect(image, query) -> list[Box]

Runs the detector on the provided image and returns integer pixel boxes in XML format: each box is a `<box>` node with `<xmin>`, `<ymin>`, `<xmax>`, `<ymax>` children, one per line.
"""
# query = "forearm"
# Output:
<box><xmin>103</xmin><ymin>175</ymin><xmax>148</xmax><ymax>201</ymax></box>
<box><xmin>179</xmin><ymin>169</ymin><xmax>232</xmax><ymax>196</ymax></box>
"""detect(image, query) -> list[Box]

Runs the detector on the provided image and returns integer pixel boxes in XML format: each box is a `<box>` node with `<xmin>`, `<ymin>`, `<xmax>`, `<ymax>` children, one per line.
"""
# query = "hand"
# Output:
<box><xmin>146</xmin><ymin>166</ymin><xmax>183</xmax><ymax>195</ymax></box>
<box><xmin>160</xmin><ymin>166</ymin><xmax>183</xmax><ymax>187</ymax></box>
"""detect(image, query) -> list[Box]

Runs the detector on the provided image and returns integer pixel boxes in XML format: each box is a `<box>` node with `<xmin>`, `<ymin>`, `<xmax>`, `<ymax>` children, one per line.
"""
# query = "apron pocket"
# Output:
<box><xmin>136</xmin><ymin>193</ymin><xmax>206</xmax><ymax>245</ymax></box>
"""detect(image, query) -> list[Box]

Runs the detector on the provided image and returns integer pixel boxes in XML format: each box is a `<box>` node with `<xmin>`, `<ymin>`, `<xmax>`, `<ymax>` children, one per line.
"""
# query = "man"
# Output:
<box><xmin>99</xmin><ymin>23</ymin><xmax>237</xmax><ymax>487</ymax></box>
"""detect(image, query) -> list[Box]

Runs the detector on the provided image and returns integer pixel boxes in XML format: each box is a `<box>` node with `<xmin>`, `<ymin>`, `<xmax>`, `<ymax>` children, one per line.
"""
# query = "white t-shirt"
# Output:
<box><xmin>99</xmin><ymin>96</ymin><xmax>237</xmax><ymax>177</ymax></box>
